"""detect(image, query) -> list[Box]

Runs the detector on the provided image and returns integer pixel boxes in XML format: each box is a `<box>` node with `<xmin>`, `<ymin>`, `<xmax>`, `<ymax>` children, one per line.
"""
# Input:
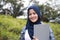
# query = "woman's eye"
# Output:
<box><xmin>29</xmin><ymin>13</ymin><xmax>31</xmax><ymax>16</ymax></box>
<box><xmin>33</xmin><ymin>13</ymin><xmax>36</xmax><ymax>15</ymax></box>
<box><xmin>29</xmin><ymin>12</ymin><xmax>36</xmax><ymax>16</ymax></box>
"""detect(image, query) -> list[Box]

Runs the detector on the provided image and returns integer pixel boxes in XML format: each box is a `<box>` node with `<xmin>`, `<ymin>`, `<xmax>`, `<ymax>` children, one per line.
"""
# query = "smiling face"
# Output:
<box><xmin>29</xmin><ymin>9</ymin><xmax>38</xmax><ymax>23</ymax></box>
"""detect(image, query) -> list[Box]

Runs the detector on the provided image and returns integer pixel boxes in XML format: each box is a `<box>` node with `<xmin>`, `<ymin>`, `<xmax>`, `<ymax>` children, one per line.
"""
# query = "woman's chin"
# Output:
<box><xmin>31</xmin><ymin>20</ymin><xmax>37</xmax><ymax>23</ymax></box>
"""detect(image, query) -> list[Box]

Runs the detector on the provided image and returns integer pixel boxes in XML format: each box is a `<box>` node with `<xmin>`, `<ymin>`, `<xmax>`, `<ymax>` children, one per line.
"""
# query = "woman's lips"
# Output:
<box><xmin>31</xmin><ymin>17</ymin><xmax>36</xmax><ymax>20</ymax></box>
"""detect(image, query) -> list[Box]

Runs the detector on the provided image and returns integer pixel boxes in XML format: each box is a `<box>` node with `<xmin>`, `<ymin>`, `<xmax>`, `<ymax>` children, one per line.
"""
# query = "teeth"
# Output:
<box><xmin>32</xmin><ymin>18</ymin><xmax>35</xmax><ymax>20</ymax></box>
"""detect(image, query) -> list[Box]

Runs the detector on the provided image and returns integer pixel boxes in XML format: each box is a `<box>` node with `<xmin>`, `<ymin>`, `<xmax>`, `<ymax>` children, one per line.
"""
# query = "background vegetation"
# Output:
<box><xmin>49</xmin><ymin>23</ymin><xmax>60</xmax><ymax>40</ymax></box>
<box><xmin>0</xmin><ymin>15</ymin><xmax>26</xmax><ymax>40</ymax></box>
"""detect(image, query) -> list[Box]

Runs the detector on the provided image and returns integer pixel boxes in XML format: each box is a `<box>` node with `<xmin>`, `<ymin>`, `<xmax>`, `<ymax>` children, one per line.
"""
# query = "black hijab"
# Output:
<box><xmin>26</xmin><ymin>5</ymin><xmax>41</xmax><ymax>39</ymax></box>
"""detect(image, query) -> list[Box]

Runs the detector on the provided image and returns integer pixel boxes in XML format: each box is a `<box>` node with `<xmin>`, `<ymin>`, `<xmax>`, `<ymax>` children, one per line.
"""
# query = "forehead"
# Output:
<box><xmin>29</xmin><ymin>9</ymin><xmax>36</xmax><ymax>13</ymax></box>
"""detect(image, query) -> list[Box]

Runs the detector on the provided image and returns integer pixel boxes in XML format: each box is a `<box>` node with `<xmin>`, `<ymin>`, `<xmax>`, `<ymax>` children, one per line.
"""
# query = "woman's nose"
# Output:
<box><xmin>31</xmin><ymin>14</ymin><xmax>34</xmax><ymax>17</ymax></box>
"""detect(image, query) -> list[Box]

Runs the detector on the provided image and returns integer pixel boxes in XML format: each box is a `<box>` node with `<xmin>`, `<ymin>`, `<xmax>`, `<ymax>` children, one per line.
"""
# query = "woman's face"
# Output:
<box><xmin>29</xmin><ymin>9</ymin><xmax>38</xmax><ymax>23</ymax></box>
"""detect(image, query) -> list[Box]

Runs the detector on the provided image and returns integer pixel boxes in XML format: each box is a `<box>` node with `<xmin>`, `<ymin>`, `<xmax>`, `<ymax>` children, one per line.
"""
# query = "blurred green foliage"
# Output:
<box><xmin>0</xmin><ymin>15</ymin><xmax>60</xmax><ymax>40</ymax></box>
<box><xmin>49</xmin><ymin>23</ymin><xmax>60</xmax><ymax>40</ymax></box>
<box><xmin>0</xmin><ymin>15</ymin><xmax>26</xmax><ymax>40</ymax></box>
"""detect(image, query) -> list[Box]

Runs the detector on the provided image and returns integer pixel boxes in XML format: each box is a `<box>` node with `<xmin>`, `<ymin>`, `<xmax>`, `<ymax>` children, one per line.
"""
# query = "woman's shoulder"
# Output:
<box><xmin>20</xmin><ymin>26</ymin><xmax>26</xmax><ymax>33</ymax></box>
<box><xmin>20</xmin><ymin>26</ymin><xmax>26</xmax><ymax>40</ymax></box>
<box><xmin>41</xmin><ymin>21</ymin><xmax>43</xmax><ymax>24</ymax></box>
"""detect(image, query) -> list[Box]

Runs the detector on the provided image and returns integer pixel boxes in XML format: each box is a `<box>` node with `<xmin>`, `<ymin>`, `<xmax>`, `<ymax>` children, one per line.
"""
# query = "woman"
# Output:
<box><xmin>20</xmin><ymin>5</ymin><xmax>55</xmax><ymax>40</ymax></box>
